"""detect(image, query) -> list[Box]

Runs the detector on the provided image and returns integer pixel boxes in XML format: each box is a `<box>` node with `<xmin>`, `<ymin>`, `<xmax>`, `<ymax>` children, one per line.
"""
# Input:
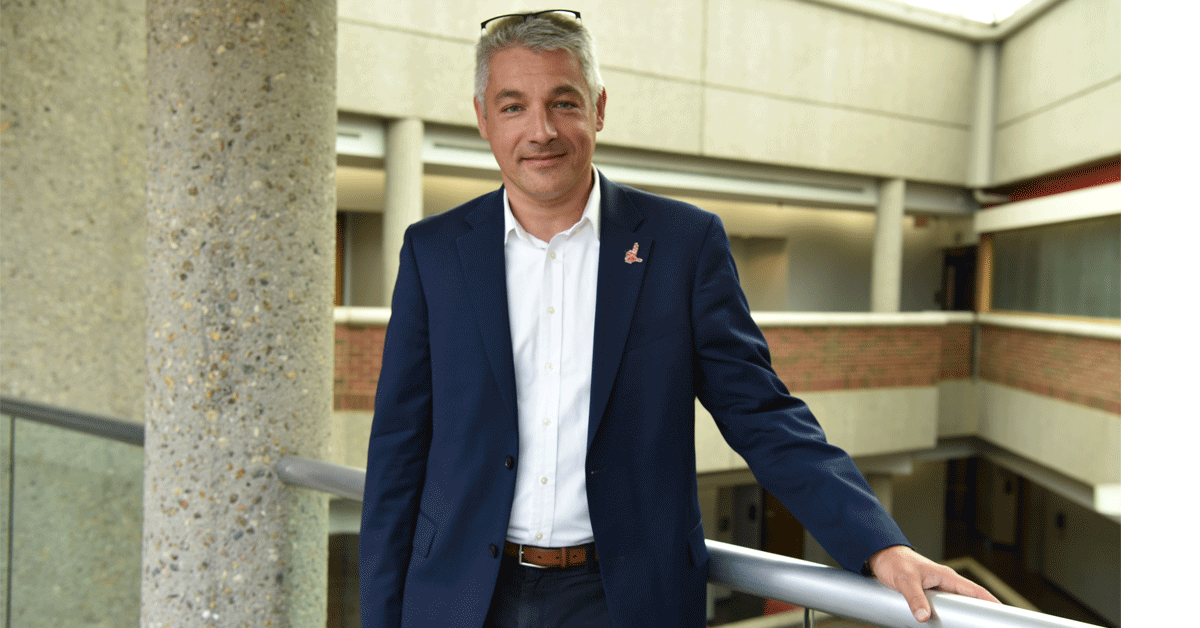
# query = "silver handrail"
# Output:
<box><xmin>276</xmin><ymin>455</ymin><xmax>366</xmax><ymax>501</ymax></box>
<box><xmin>274</xmin><ymin>455</ymin><xmax>1102</xmax><ymax>628</ymax></box>
<box><xmin>0</xmin><ymin>398</ymin><xmax>1103</xmax><ymax>628</ymax></box>
<box><xmin>0</xmin><ymin>396</ymin><xmax>144</xmax><ymax>446</ymax></box>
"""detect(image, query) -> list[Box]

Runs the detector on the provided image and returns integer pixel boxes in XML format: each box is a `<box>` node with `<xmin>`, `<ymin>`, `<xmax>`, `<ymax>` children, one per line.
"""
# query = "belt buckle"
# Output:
<box><xmin>518</xmin><ymin>545</ymin><xmax>549</xmax><ymax>569</ymax></box>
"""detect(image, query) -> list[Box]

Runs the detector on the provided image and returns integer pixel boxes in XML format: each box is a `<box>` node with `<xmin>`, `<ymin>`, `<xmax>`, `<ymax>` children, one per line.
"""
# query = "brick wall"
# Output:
<box><xmin>335</xmin><ymin>323</ymin><xmax>985</xmax><ymax>409</ymax></box>
<box><xmin>979</xmin><ymin>325</ymin><xmax>1120</xmax><ymax>414</ymax></box>
<box><xmin>334</xmin><ymin>324</ymin><xmax>386</xmax><ymax>411</ymax></box>
<box><xmin>939</xmin><ymin>324</ymin><xmax>973</xmax><ymax>381</ymax></box>
<box><xmin>761</xmin><ymin>325</ymin><xmax>972</xmax><ymax>393</ymax></box>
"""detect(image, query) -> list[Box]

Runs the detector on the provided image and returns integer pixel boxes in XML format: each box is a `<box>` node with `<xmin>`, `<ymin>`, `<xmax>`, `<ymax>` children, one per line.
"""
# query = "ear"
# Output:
<box><xmin>594</xmin><ymin>88</ymin><xmax>607</xmax><ymax>133</ymax></box>
<box><xmin>474</xmin><ymin>98</ymin><xmax>489</xmax><ymax>140</ymax></box>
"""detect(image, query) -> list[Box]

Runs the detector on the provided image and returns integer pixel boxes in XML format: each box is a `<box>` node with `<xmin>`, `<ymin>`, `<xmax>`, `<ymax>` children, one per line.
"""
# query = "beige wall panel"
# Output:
<box><xmin>728</xmin><ymin>236</ymin><xmax>790</xmax><ymax>311</ymax></box>
<box><xmin>1</xmin><ymin>0</ymin><xmax>147</xmax><ymax>423</ymax></box>
<box><xmin>992</xmin><ymin>79</ymin><xmax>1120</xmax><ymax>185</ymax></box>
<box><xmin>997</xmin><ymin>0</ymin><xmax>1120</xmax><ymax>124</ymax></box>
<box><xmin>704</xmin><ymin>88</ymin><xmax>969</xmax><ymax>183</ymax></box>
<box><xmin>338</xmin><ymin>20</ymin><xmax>476</xmax><ymax>124</ymax></box>
<box><xmin>582</xmin><ymin>0</ymin><xmax>705</xmax><ymax>82</ymax></box>
<box><xmin>696</xmin><ymin>387</ymin><xmax>938</xmax><ymax>473</ymax></box>
<box><xmin>800</xmin><ymin>387</ymin><xmax>938</xmax><ymax>456</ymax></box>
<box><xmin>978</xmin><ymin>382</ymin><xmax>1119</xmax><ymax>486</ymax></box>
<box><xmin>706</xmin><ymin>0</ymin><xmax>975</xmax><ymax>125</ymax></box>
<box><xmin>340</xmin><ymin>0</ymin><xmax>705</xmax><ymax>82</ymax></box>
<box><xmin>331</xmin><ymin>410</ymin><xmax>374</xmax><ymax>469</ymax></box>
<box><xmin>339</xmin><ymin>0</ymin><xmax>492</xmax><ymax>36</ymax></box>
<box><xmin>938</xmin><ymin>379</ymin><xmax>979</xmax><ymax>436</ymax></box>
<box><xmin>599</xmin><ymin>69</ymin><xmax>703</xmax><ymax>154</ymax></box>
<box><xmin>695</xmin><ymin>399</ymin><xmax>751</xmax><ymax>474</ymax></box>
<box><xmin>348</xmin><ymin>0</ymin><xmax>714</xmax><ymax>81</ymax></box>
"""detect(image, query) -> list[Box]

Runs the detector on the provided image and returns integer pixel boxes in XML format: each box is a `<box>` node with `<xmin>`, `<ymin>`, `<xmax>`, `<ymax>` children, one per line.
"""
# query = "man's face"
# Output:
<box><xmin>474</xmin><ymin>45</ymin><xmax>606</xmax><ymax>211</ymax></box>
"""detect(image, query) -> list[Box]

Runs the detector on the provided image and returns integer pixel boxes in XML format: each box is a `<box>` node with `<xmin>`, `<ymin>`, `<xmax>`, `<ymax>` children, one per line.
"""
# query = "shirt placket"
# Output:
<box><xmin>532</xmin><ymin>235</ymin><xmax>564</xmax><ymax>545</ymax></box>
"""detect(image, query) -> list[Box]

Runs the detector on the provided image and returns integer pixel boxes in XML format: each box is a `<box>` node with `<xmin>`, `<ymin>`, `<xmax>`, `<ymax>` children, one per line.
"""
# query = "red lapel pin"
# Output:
<box><xmin>624</xmin><ymin>242</ymin><xmax>643</xmax><ymax>264</ymax></box>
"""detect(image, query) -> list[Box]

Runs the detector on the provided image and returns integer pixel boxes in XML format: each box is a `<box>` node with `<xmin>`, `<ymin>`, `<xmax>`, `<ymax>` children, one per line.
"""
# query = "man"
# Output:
<box><xmin>360</xmin><ymin>10</ymin><xmax>998</xmax><ymax>628</ymax></box>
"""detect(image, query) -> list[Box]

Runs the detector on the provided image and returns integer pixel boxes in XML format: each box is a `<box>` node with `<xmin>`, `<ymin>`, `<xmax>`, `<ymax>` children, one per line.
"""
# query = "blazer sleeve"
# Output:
<box><xmin>359</xmin><ymin>227</ymin><xmax>433</xmax><ymax>628</ymax></box>
<box><xmin>689</xmin><ymin>213</ymin><xmax>910</xmax><ymax>574</ymax></box>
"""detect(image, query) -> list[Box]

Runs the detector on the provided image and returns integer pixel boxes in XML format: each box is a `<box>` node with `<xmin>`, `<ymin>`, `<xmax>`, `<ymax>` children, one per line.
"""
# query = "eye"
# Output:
<box><xmin>553</xmin><ymin>101</ymin><xmax>580</xmax><ymax>109</ymax></box>
<box><xmin>500</xmin><ymin>104</ymin><xmax>522</xmax><ymax>114</ymax></box>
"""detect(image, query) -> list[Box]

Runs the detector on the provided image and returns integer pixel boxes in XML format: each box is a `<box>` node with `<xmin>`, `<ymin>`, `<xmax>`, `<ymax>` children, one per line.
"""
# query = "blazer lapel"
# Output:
<box><xmin>589</xmin><ymin>173</ymin><xmax>652</xmax><ymax>450</ymax></box>
<box><xmin>457</xmin><ymin>190</ymin><xmax>519</xmax><ymax>423</ymax></box>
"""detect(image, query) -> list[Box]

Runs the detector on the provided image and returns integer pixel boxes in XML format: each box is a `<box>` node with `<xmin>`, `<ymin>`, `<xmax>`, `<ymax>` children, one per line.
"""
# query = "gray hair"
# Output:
<box><xmin>475</xmin><ymin>12</ymin><xmax>604</xmax><ymax>112</ymax></box>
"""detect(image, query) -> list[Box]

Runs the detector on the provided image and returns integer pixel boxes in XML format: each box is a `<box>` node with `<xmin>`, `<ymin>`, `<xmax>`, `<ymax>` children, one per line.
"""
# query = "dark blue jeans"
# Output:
<box><xmin>483</xmin><ymin>553</ymin><xmax>613</xmax><ymax>628</ymax></box>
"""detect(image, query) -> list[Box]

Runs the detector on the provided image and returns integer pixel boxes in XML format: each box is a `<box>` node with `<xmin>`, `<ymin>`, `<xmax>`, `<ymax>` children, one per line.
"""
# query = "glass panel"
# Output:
<box><xmin>2</xmin><ymin>414</ymin><xmax>11</xmax><ymax>623</ymax></box>
<box><xmin>991</xmin><ymin>216</ymin><xmax>1120</xmax><ymax>318</ymax></box>
<box><xmin>7</xmin><ymin>417</ymin><xmax>142</xmax><ymax>628</ymax></box>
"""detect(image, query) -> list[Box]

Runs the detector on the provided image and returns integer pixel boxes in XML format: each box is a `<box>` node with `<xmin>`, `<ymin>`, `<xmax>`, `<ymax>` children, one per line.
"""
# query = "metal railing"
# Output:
<box><xmin>1</xmin><ymin>397</ymin><xmax>1103</xmax><ymax>628</ymax></box>
<box><xmin>275</xmin><ymin>455</ymin><xmax>1101</xmax><ymax>628</ymax></box>
<box><xmin>0</xmin><ymin>397</ymin><xmax>144</xmax><ymax>445</ymax></box>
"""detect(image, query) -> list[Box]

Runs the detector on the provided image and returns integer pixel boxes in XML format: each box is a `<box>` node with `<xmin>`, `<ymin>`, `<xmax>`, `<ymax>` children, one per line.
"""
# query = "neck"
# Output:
<box><xmin>507</xmin><ymin>171</ymin><xmax>594</xmax><ymax>242</ymax></box>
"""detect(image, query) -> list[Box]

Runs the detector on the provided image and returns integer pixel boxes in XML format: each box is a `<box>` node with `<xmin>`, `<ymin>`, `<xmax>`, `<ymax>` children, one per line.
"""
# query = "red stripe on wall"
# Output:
<box><xmin>993</xmin><ymin>159</ymin><xmax>1120</xmax><ymax>204</ymax></box>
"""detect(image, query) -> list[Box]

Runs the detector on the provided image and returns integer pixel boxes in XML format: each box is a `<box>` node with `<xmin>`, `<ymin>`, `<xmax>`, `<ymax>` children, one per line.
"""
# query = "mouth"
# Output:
<box><xmin>520</xmin><ymin>152</ymin><xmax>566</xmax><ymax>167</ymax></box>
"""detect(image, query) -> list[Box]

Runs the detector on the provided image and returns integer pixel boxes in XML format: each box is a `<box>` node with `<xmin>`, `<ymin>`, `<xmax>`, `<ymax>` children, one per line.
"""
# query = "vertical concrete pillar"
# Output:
<box><xmin>143</xmin><ymin>2</ymin><xmax>335</xmax><ymax>627</ymax></box>
<box><xmin>871</xmin><ymin>178</ymin><xmax>905</xmax><ymax>313</ymax></box>
<box><xmin>382</xmin><ymin>117</ymin><xmax>425</xmax><ymax>306</ymax></box>
<box><xmin>2</xmin><ymin>1</ymin><xmax>148</xmax><ymax>624</ymax></box>
<box><xmin>967</xmin><ymin>41</ymin><xmax>1000</xmax><ymax>189</ymax></box>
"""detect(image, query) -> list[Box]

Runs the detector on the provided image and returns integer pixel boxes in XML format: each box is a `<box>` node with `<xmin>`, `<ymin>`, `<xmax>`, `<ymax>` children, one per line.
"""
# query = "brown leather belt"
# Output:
<box><xmin>503</xmin><ymin>541</ymin><xmax>595</xmax><ymax>569</ymax></box>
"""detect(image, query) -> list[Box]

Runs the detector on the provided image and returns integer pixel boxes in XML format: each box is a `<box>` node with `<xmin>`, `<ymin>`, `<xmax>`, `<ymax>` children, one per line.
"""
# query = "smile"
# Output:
<box><xmin>521</xmin><ymin>153</ymin><xmax>566</xmax><ymax>166</ymax></box>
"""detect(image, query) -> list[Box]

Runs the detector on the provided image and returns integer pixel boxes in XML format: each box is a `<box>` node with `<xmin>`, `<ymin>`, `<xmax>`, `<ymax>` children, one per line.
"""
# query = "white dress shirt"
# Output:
<box><xmin>502</xmin><ymin>169</ymin><xmax>601</xmax><ymax>548</ymax></box>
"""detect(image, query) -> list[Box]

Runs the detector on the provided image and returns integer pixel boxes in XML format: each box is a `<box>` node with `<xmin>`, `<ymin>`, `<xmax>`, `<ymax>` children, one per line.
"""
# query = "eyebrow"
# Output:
<box><xmin>493</xmin><ymin>89</ymin><xmax>524</xmax><ymax>103</ymax></box>
<box><xmin>492</xmin><ymin>84</ymin><xmax>585</xmax><ymax>104</ymax></box>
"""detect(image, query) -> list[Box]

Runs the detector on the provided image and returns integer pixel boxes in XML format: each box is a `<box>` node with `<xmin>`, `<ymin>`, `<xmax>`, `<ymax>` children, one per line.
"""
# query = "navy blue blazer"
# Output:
<box><xmin>359</xmin><ymin>172</ymin><xmax>909</xmax><ymax>628</ymax></box>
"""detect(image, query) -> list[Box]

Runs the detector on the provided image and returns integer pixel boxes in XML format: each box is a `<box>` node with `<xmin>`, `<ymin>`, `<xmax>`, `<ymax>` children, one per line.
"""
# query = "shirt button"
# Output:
<box><xmin>504</xmin><ymin>455</ymin><xmax>515</xmax><ymax>469</ymax></box>
<box><xmin>542</xmin><ymin>418</ymin><xmax>550</xmax><ymax>426</ymax></box>
<box><xmin>549</xmin><ymin>252</ymin><xmax>557</xmax><ymax>259</ymax></box>
<box><xmin>535</xmin><ymin>533</ymin><xmax>543</xmax><ymax>540</ymax></box>
<box><xmin>547</xmin><ymin>306</ymin><xmax>555</xmax><ymax>314</ymax></box>
<box><xmin>540</xmin><ymin>477</ymin><xmax>548</xmax><ymax>484</ymax></box>
<box><xmin>545</xmin><ymin>362</ymin><xmax>553</xmax><ymax>371</ymax></box>
<box><xmin>489</xmin><ymin>544</ymin><xmax>499</xmax><ymax>558</ymax></box>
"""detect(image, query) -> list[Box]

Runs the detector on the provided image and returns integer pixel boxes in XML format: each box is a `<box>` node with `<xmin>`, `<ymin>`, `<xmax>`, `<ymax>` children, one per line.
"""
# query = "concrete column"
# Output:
<box><xmin>2</xmin><ymin>1</ymin><xmax>148</xmax><ymax>625</ymax></box>
<box><xmin>967</xmin><ymin>41</ymin><xmax>1000</xmax><ymax>189</ymax></box>
<box><xmin>382</xmin><ymin>117</ymin><xmax>425</xmax><ymax>306</ymax></box>
<box><xmin>143</xmin><ymin>2</ymin><xmax>335</xmax><ymax>627</ymax></box>
<box><xmin>871</xmin><ymin>178</ymin><xmax>905</xmax><ymax>313</ymax></box>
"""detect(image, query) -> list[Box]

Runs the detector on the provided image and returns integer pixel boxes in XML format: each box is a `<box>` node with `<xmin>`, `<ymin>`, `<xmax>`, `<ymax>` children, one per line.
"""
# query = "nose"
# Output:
<box><xmin>528</xmin><ymin>106</ymin><xmax>558</xmax><ymax>144</ymax></box>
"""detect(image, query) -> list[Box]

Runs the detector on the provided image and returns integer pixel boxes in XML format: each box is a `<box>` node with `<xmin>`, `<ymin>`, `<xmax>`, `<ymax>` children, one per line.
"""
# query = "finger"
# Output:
<box><xmin>932</xmin><ymin>571</ymin><xmax>1002</xmax><ymax>604</ymax></box>
<box><xmin>895</xmin><ymin>575</ymin><xmax>933</xmax><ymax>623</ymax></box>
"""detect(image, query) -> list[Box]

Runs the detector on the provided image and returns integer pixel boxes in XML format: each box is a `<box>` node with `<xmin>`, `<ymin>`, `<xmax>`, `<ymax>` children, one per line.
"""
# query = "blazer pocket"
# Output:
<box><xmin>412</xmin><ymin>511</ymin><xmax>437</xmax><ymax>559</ymax></box>
<box><xmin>626</xmin><ymin>312</ymin><xmax>687</xmax><ymax>351</ymax></box>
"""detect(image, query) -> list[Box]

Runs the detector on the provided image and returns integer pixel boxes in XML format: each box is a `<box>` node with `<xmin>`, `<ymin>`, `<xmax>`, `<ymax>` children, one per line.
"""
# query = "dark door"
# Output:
<box><xmin>939</xmin><ymin>246</ymin><xmax>977</xmax><ymax>311</ymax></box>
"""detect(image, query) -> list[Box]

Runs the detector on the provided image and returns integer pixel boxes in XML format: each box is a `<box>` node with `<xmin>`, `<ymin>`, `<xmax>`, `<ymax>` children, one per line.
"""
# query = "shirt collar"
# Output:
<box><xmin>503</xmin><ymin>166</ymin><xmax>602</xmax><ymax>245</ymax></box>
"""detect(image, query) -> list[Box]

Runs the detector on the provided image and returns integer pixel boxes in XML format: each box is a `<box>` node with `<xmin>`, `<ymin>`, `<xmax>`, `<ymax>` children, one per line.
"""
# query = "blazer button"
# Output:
<box><xmin>489</xmin><ymin>544</ymin><xmax>499</xmax><ymax>558</ymax></box>
<box><xmin>504</xmin><ymin>455</ymin><xmax>514</xmax><ymax>469</ymax></box>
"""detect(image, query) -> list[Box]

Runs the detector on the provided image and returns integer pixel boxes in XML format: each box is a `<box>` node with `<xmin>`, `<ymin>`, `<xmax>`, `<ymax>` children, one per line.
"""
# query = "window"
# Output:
<box><xmin>989</xmin><ymin>216</ymin><xmax>1120</xmax><ymax>319</ymax></box>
